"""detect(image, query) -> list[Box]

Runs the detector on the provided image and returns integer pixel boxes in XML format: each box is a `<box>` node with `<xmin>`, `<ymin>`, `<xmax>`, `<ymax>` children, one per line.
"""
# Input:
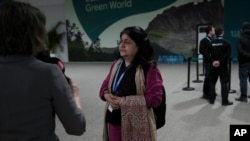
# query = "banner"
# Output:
<box><xmin>72</xmin><ymin>0</ymin><xmax>175</xmax><ymax>42</ymax></box>
<box><xmin>66</xmin><ymin>0</ymin><xmax>224</xmax><ymax>61</ymax></box>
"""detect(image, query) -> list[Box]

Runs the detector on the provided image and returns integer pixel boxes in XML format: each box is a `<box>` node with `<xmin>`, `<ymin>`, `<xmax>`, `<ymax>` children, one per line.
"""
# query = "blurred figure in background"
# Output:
<box><xmin>207</xmin><ymin>26</ymin><xmax>233</xmax><ymax>106</ymax></box>
<box><xmin>199</xmin><ymin>25</ymin><xmax>215</xmax><ymax>100</ymax></box>
<box><xmin>235</xmin><ymin>22</ymin><xmax>250</xmax><ymax>102</ymax></box>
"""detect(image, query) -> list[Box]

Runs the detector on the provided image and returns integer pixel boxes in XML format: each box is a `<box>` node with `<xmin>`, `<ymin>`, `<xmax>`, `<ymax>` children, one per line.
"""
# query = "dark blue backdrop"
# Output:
<box><xmin>224</xmin><ymin>0</ymin><xmax>250</xmax><ymax>62</ymax></box>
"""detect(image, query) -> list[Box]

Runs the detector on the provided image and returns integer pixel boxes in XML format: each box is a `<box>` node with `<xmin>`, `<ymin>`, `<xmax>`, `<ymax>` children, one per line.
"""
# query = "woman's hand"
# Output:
<box><xmin>104</xmin><ymin>93</ymin><xmax>122</xmax><ymax>110</ymax></box>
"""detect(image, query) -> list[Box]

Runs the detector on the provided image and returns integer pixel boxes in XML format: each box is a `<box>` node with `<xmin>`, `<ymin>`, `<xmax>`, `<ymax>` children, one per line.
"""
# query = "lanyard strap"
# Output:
<box><xmin>112</xmin><ymin>59</ymin><xmax>132</xmax><ymax>94</ymax></box>
<box><xmin>216</xmin><ymin>36</ymin><xmax>224</xmax><ymax>40</ymax></box>
<box><xmin>206</xmin><ymin>36</ymin><xmax>212</xmax><ymax>42</ymax></box>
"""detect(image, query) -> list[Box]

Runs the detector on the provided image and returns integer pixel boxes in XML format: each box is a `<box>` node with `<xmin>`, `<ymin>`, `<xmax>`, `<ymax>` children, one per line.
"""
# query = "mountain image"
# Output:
<box><xmin>67</xmin><ymin>0</ymin><xmax>223</xmax><ymax>61</ymax></box>
<box><xmin>146</xmin><ymin>0</ymin><xmax>223</xmax><ymax>59</ymax></box>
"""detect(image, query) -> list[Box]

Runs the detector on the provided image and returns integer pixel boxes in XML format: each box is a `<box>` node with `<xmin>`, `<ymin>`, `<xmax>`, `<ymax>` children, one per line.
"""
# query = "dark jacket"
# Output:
<box><xmin>237</xmin><ymin>30</ymin><xmax>250</xmax><ymax>66</ymax></box>
<box><xmin>0</xmin><ymin>55</ymin><xmax>86</xmax><ymax>141</ymax></box>
<box><xmin>208</xmin><ymin>36</ymin><xmax>231</xmax><ymax>69</ymax></box>
<box><xmin>199</xmin><ymin>36</ymin><xmax>213</xmax><ymax>63</ymax></box>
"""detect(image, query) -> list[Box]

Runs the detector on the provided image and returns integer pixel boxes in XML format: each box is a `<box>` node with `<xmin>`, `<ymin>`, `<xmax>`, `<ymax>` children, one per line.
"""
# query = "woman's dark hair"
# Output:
<box><xmin>0</xmin><ymin>0</ymin><xmax>48</xmax><ymax>55</ymax></box>
<box><xmin>119</xmin><ymin>26</ymin><xmax>155</xmax><ymax>65</ymax></box>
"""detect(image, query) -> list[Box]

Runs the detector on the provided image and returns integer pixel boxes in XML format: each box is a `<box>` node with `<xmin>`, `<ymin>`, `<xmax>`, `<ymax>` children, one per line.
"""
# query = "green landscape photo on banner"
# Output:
<box><xmin>66</xmin><ymin>0</ymin><xmax>224</xmax><ymax>62</ymax></box>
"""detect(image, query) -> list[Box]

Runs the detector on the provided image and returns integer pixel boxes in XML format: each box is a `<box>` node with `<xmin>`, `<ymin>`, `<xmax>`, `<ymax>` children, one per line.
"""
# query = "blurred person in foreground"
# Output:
<box><xmin>99</xmin><ymin>26</ymin><xmax>163</xmax><ymax>141</ymax></box>
<box><xmin>0</xmin><ymin>1</ymin><xmax>86</xmax><ymax>141</ymax></box>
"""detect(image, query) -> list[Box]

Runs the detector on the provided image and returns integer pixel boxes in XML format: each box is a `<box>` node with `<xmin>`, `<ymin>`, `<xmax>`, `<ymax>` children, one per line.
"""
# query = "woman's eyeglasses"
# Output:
<box><xmin>117</xmin><ymin>39</ymin><xmax>134</xmax><ymax>45</ymax></box>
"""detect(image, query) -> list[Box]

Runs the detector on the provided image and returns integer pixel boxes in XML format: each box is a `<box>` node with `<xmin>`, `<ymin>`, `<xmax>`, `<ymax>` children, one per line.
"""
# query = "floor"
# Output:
<box><xmin>55</xmin><ymin>62</ymin><xmax>250</xmax><ymax>141</ymax></box>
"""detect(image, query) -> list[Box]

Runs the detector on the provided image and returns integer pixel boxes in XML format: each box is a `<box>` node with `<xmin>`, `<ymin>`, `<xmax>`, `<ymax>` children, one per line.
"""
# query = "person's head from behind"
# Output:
<box><xmin>117</xmin><ymin>26</ymin><xmax>154</xmax><ymax>64</ymax></box>
<box><xmin>241</xmin><ymin>22</ymin><xmax>250</xmax><ymax>34</ymax></box>
<box><xmin>206</xmin><ymin>25</ymin><xmax>215</xmax><ymax>37</ymax></box>
<box><xmin>215</xmin><ymin>26</ymin><xmax>224</xmax><ymax>36</ymax></box>
<box><xmin>0</xmin><ymin>0</ymin><xmax>47</xmax><ymax>55</ymax></box>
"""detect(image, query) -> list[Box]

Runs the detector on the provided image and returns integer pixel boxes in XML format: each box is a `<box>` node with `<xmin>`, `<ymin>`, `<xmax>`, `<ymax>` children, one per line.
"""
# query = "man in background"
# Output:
<box><xmin>235</xmin><ymin>22</ymin><xmax>250</xmax><ymax>102</ymax></box>
<box><xmin>207</xmin><ymin>26</ymin><xmax>233</xmax><ymax>106</ymax></box>
<box><xmin>199</xmin><ymin>25</ymin><xmax>215</xmax><ymax>100</ymax></box>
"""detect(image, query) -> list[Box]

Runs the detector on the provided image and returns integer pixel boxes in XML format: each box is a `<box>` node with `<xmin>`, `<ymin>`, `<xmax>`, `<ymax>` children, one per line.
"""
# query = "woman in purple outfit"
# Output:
<box><xmin>99</xmin><ymin>26</ymin><xmax>163</xmax><ymax>141</ymax></box>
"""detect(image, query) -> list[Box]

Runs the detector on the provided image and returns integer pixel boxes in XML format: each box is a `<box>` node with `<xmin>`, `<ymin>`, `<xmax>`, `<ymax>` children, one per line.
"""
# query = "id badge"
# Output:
<box><xmin>108</xmin><ymin>105</ymin><xmax>113</xmax><ymax>112</ymax></box>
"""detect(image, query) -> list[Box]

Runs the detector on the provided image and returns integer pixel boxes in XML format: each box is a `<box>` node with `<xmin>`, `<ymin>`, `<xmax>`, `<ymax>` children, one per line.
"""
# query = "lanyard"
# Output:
<box><xmin>206</xmin><ymin>36</ymin><xmax>212</xmax><ymax>42</ymax></box>
<box><xmin>216</xmin><ymin>36</ymin><xmax>224</xmax><ymax>40</ymax></box>
<box><xmin>112</xmin><ymin>59</ymin><xmax>132</xmax><ymax>94</ymax></box>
